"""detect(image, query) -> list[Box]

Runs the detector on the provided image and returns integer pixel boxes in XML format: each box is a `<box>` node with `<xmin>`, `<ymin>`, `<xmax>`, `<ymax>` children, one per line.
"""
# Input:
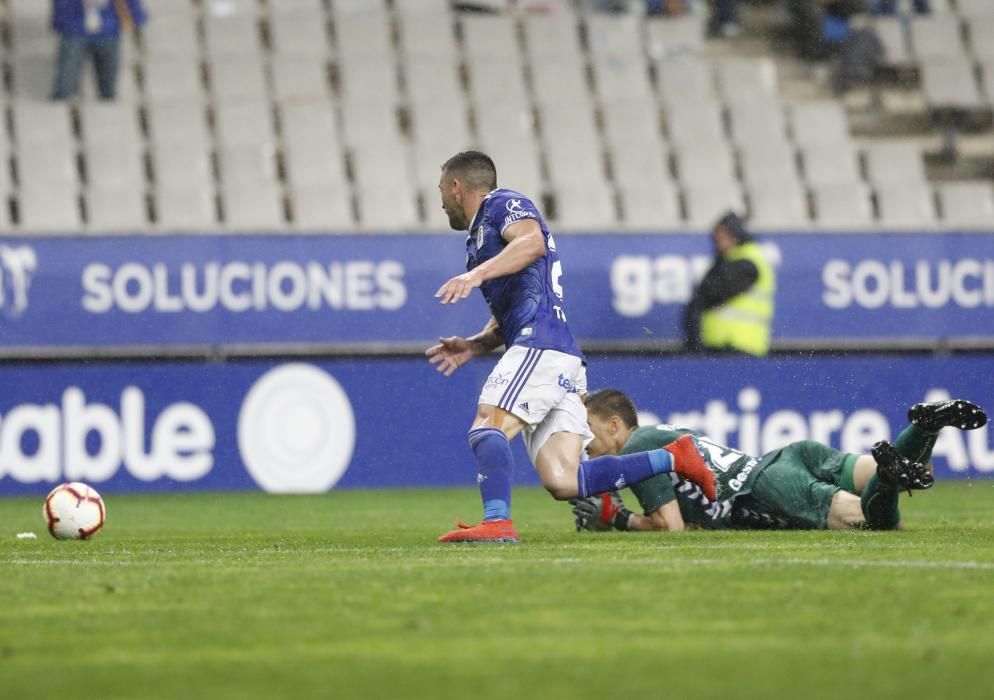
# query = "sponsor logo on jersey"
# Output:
<box><xmin>475</xmin><ymin>226</ymin><xmax>484</xmax><ymax>249</ymax></box>
<box><xmin>484</xmin><ymin>371</ymin><xmax>511</xmax><ymax>390</ymax></box>
<box><xmin>557</xmin><ymin>373</ymin><xmax>580</xmax><ymax>394</ymax></box>
<box><xmin>0</xmin><ymin>244</ymin><xmax>37</xmax><ymax>317</ymax></box>
<box><xmin>727</xmin><ymin>459</ymin><xmax>759</xmax><ymax>492</ymax></box>
<box><xmin>502</xmin><ymin>199</ymin><xmax>536</xmax><ymax>228</ymax></box>
<box><xmin>517</xmin><ymin>401</ymin><xmax>530</xmax><ymax>414</ymax></box>
<box><xmin>503</xmin><ymin>212</ymin><xmax>535</xmax><ymax>228</ymax></box>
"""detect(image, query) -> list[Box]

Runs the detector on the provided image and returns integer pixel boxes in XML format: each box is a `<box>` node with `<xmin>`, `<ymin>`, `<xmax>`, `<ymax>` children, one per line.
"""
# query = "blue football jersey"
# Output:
<box><xmin>465</xmin><ymin>189</ymin><xmax>583</xmax><ymax>359</ymax></box>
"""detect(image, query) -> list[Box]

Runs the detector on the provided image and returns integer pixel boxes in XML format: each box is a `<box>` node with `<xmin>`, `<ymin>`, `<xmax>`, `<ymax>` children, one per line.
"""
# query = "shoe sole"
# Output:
<box><xmin>438</xmin><ymin>537</ymin><xmax>519</xmax><ymax>543</ymax></box>
<box><xmin>872</xmin><ymin>441</ymin><xmax>934</xmax><ymax>490</ymax></box>
<box><xmin>910</xmin><ymin>400</ymin><xmax>988</xmax><ymax>431</ymax></box>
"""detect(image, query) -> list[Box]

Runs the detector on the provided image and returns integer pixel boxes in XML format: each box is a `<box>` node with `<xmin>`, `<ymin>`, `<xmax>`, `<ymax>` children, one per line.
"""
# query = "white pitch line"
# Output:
<box><xmin>348</xmin><ymin>555</ymin><xmax>994</xmax><ymax>572</ymax></box>
<box><xmin>4</xmin><ymin>556</ymin><xmax>994</xmax><ymax>573</ymax></box>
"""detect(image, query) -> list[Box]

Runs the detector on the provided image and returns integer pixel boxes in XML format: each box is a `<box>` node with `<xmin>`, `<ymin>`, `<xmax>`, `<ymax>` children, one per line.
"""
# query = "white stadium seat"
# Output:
<box><xmin>739</xmin><ymin>142</ymin><xmax>799</xmax><ymax>190</ymax></box>
<box><xmin>748</xmin><ymin>182</ymin><xmax>810</xmax><ymax>229</ymax></box>
<box><xmin>674</xmin><ymin>142</ymin><xmax>736</xmax><ymax>188</ymax></box>
<box><xmin>217</xmin><ymin>144</ymin><xmax>279</xmax><ymax>188</ymax></box>
<box><xmin>788</xmin><ymin>101</ymin><xmax>851</xmax><ymax>149</ymax></box>
<box><xmin>619</xmin><ymin>184</ymin><xmax>682</xmax><ymax>229</ymax></box>
<box><xmin>355</xmin><ymin>185</ymin><xmax>420</xmax><ymax>231</ymax></box>
<box><xmin>283</xmin><ymin>139</ymin><xmax>347</xmax><ymax>189</ymax></box>
<box><xmin>144</xmin><ymin>57</ymin><xmax>205</xmax><ymax>103</ymax></box>
<box><xmin>684</xmin><ymin>182</ymin><xmax>745</xmax><ymax>228</ymax></box>
<box><xmin>800</xmin><ymin>143</ymin><xmax>862</xmax><ymax>187</ymax></box>
<box><xmin>13</xmin><ymin>102</ymin><xmax>74</xmax><ymax>150</ymax></box>
<box><xmin>18</xmin><ymin>184</ymin><xmax>81</xmax><ymax>232</ymax></box>
<box><xmin>84</xmin><ymin>144</ymin><xmax>145</xmax><ymax>191</ymax></box>
<box><xmin>657</xmin><ymin>56</ymin><xmax>717</xmax><ymax>106</ymax></box>
<box><xmin>398</xmin><ymin>13</ymin><xmax>459</xmax><ymax>61</ymax></box>
<box><xmin>811</xmin><ymin>182</ymin><xmax>874</xmax><ymax>229</ymax></box>
<box><xmin>335</xmin><ymin>14</ymin><xmax>393</xmax><ymax>61</ymax></box>
<box><xmin>290</xmin><ymin>186</ymin><xmax>355</xmax><ymax>231</ymax></box>
<box><xmin>152</xmin><ymin>140</ymin><xmax>212</xmax><ymax>191</ymax></box>
<box><xmin>155</xmin><ymin>186</ymin><xmax>218</xmax><ymax>231</ymax></box>
<box><xmin>863</xmin><ymin>142</ymin><xmax>928</xmax><ymax>187</ymax></box>
<box><xmin>553</xmin><ymin>184</ymin><xmax>617</xmax><ymax>230</ymax></box>
<box><xmin>876</xmin><ymin>184</ymin><xmax>938</xmax><ymax>228</ymax></box>
<box><xmin>221</xmin><ymin>181</ymin><xmax>285</xmax><ymax>230</ymax></box>
<box><xmin>204</xmin><ymin>14</ymin><xmax>262</xmax><ymax>59</ymax></box>
<box><xmin>214</xmin><ymin>99</ymin><xmax>277</xmax><ymax>149</ymax></box>
<box><xmin>86</xmin><ymin>186</ymin><xmax>149</xmax><ymax>233</ymax></box>
<box><xmin>586</xmin><ymin>15</ymin><xmax>644</xmax><ymax>62</ymax></box>
<box><xmin>910</xmin><ymin>16</ymin><xmax>968</xmax><ymax>61</ymax></box>
<box><xmin>80</xmin><ymin>103</ymin><xmax>142</xmax><ymax>151</ymax></box>
<box><xmin>209</xmin><ymin>56</ymin><xmax>268</xmax><ymax>102</ymax></box>
<box><xmin>936</xmin><ymin>181</ymin><xmax>994</xmax><ymax>227</ymax></box>
<box><xmin>268</xmin><ymin>13</ymin><xmax>330</xmax><ymax>57</ymax></box>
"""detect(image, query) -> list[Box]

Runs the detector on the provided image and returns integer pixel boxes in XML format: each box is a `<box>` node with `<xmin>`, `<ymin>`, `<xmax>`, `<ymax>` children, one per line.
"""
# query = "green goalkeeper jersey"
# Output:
<box><xmin>621</xmin><ymin>425</ymin><xmax>768</xmax><ymax>529</ymax></box>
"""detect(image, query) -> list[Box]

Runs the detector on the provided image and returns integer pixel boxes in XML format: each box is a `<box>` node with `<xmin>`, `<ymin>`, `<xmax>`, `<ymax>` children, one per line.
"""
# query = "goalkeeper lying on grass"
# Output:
<box><xmin>571</xmin><ymin>389</ymin><xmax>987</xmax><ymax>532</ymax></box>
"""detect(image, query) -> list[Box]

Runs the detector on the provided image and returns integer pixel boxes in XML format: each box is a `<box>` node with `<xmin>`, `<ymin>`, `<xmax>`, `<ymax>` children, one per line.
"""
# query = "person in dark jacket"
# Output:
<box><xmin>683</xmin><ymin>211</ymin><xmax>775</xmax><ymax>356</ymax></box>
<box><xmin>51</xmin><ymin>0</ymin><xmax>147</xmax><ymax>100</ymax></box>
<box><xmin>789</xmin><ymin>0</ymin><xmax>869</xmax><ymax>62</ymax></box>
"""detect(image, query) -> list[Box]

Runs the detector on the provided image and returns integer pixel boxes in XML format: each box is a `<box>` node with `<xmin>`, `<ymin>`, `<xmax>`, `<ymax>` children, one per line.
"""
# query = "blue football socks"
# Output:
<box><xmin>468</xmin><ymin>427</ymin><xmax>514</xmax><ymax>521</ymax></box>
<box><xmin>576</xmin><ymin>450</ymin><xmax>673</xmax><ymax>499</ymax></box>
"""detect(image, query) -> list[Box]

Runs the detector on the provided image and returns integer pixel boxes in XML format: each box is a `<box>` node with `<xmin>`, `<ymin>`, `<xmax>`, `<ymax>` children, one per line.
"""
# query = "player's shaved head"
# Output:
<box><xmin>585</xmin><ymin>389</ymin><xmax>639</xmax><ymax>429</ymax></box>
<box><xmin>441</xmin><ymin>151</ymin><xmax>497</xmax><ymax>192</ymax></box>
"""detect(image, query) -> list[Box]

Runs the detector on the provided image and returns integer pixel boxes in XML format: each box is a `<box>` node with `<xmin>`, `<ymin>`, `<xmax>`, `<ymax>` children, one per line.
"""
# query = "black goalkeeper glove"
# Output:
<box><xmin>570</xmin><ymin>492</ymin><xmax>634</xmax><ymax>532</ymax></box>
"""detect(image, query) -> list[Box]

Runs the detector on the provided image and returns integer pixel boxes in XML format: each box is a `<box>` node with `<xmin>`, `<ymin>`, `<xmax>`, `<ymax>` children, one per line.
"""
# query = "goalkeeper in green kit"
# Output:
<box><xmin>571</xmin><ymin>389</ymin><xmax>988</xmax><ymax>533</ymax></box>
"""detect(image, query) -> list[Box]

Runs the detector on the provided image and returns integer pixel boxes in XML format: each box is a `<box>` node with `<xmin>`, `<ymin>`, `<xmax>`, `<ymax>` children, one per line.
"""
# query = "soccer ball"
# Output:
<box><xmin>42</xmin><ymin>482</ymin><xmax>106</xmax><ymax>540</ymax></box>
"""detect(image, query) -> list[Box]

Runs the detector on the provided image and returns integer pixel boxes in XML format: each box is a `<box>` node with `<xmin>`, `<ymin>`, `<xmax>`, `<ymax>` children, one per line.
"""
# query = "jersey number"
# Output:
<box><xmin>551</xmin><ymin>260</ymin><xmax>564</xmax><ymax>300</ymax></box>
<box><xmin>697</xmin><ymin>437</ymin><xmax>748</xmax><ymax>473</ymax></box>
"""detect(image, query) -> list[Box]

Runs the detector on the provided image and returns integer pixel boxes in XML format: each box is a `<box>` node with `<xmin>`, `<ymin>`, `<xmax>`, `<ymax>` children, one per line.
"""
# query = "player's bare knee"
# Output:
<box><xmin>827</xmin><ymin>491</ymin><xmax>864</xmax><ymax>530</ymax></box>
<box><xmin>537</xmin><ymin>463</ymin><xmax>576</xmax><ymax>500</ymax></box>
<box><xmin>542</xmin><ymin>475</ymin><xmax>576</xmax><ymax>501</ymax></box>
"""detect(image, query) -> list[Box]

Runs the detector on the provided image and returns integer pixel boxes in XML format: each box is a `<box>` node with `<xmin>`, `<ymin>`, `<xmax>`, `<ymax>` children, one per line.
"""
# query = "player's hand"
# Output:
<box><xmin>425</xmin><ymin>336</ymin><xmax>475</xmax><ymax>377</ymax></box>
<box><xmin>571</xmin><ymin>494</ymin><xmax>615</xmax><ymax>532</ymax></box>
<box><xmin>435</xmin><ymin>270</ymin><xmax>482</xmax><ymax>305</ymax></box>
<box><xmin>571</xmin><ymin>493</ymin><xmax>634</xmax><ymax>532</ymax></box>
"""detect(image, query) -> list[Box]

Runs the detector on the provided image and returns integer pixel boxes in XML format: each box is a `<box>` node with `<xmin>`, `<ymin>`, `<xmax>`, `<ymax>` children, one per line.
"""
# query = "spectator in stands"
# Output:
<box><xmin>593</xmin><ymin>0</ymin><xmax>694</xmax><ymax>15</ymax></box>
<box><xmin>788</xmin><ymin>0</ymin><xmax>882</xmax><ymax>93</ymax></box>
<box><xmin>454</xmin><ymin>0</ymin><xmax>512</xmax><ymax>13</ymax></box>
<box><xmin>682</xmin><ymin>212</ymin><xmax>775</xmax><ymax>357</ymax></box>
<box><xmin>51</xmin><ymin>0</ymin><xmax>147</xmax><ymax>101</ymax></box>
<box><xmin>708</xmin><ymin>0</ymin><xmax>743</xmax><ymax>38</ymax></box>
<box><xmin>789</xmin><ymin>0</ymin><xmax>866</xmax><ymax>61</ymax></box>
<box><xmin>872</xmin><ymin>0</ymin><xmax>930</xmax><ymax>14</ymax></box>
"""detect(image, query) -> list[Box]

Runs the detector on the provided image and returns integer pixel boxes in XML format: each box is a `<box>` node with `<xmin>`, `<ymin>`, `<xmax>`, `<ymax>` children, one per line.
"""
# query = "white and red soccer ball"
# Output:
<box><xmin>42</xmin><ymin>482</ymin><xmax>106</xmax><ymax>540</ymax></box>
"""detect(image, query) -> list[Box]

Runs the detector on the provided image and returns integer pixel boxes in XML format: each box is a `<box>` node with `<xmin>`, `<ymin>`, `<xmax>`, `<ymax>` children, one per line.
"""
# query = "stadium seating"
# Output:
<box><xmin>0</xmin><ymin>0</ymin><xmax>989</xmax><ymax>233</ymax></box>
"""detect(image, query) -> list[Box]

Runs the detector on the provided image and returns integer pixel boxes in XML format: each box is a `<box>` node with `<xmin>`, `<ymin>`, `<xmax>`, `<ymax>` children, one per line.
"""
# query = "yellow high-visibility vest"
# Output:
<box><xmin>700</xmin><ymin>242</ymin><xmax>775</xmax><ymax>356</ymax></box>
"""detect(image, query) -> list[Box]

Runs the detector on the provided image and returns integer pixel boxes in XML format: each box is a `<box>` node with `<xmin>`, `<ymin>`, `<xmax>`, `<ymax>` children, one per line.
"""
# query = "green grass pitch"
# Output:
<box><xmin>2</xmin><ymin>482</ymin><xmax>994</xmax><ymax>700</ymax></box>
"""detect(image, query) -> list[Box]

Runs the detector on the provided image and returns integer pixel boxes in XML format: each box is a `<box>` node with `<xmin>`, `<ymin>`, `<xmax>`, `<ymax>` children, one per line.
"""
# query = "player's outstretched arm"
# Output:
<box><xmin>434</xmin><ymin>219</ymin><xmax>546</xmax><ymax>305</ymax></box>
<box><xmin>425</xmin><ymin>317</ymin><xmax>503</xmax><ymax>377</ymax></box>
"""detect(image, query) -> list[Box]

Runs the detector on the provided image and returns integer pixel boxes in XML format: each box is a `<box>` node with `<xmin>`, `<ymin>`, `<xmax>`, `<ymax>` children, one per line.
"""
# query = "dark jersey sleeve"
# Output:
<box><xmin>486</xmin><ymin>191</ymin><xmax>542</xmax><ymax>239</ymax></box>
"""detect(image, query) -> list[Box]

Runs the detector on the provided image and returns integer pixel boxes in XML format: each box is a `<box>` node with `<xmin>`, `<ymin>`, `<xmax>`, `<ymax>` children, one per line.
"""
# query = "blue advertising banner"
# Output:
<box><xmin>0</xmin><ymin>232</ymin><xmax>990</xmax><ymax>352</ymax></box>
<box><xmin>0</xmin><ymin>354</ymin><xmax>991</xmax><ymax>497</ymax></box>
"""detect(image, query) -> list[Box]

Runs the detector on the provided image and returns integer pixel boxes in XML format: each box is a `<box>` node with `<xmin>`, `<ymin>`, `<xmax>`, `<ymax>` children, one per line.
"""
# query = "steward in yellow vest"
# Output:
<box><xmin>683</xmin><ymin>212</ymin><xmax>775</xmax><ymax>357</ymax></box>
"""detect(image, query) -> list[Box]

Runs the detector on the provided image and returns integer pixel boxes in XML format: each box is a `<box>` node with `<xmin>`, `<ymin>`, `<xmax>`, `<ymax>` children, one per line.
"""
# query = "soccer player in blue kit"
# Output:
<box><xmin>426</xmin><ymin>151</ymin><xmax>713</xmax><ymax>542</ymax></box>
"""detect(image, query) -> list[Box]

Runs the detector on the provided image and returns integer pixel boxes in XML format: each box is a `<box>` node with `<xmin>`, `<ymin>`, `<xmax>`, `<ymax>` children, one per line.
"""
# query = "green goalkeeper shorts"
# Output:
<box><xmin>736</xmin><ymin>440</ymin><xmax>852</xmax><ymax>530</ymax></box>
